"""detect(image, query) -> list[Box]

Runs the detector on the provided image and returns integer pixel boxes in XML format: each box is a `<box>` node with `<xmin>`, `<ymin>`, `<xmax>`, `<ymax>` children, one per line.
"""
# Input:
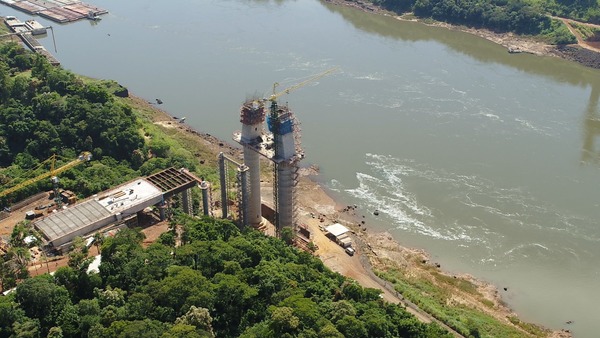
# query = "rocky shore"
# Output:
<box><xmin>553</xmin><ymin>45</ymin><xmax>600</xmax><ymax>69</ymax></box>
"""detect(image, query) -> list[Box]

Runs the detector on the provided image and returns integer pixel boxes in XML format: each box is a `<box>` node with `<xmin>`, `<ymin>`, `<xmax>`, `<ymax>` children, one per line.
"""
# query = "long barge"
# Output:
<box><xmin>0</xmin><ymin>0</ymin><xmax>107</xmax><ymax>23</ymax></box>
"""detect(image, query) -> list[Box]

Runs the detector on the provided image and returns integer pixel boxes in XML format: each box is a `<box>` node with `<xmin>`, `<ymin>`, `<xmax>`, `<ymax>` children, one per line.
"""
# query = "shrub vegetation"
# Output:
<box><xmin>369</xmin><ymin>0</ymin><xmax>600</xmax><ymax>43</ymax></box>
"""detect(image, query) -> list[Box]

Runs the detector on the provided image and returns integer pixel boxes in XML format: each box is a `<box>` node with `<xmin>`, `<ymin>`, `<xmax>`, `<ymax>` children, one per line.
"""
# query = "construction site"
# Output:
<box><xmin>229</xmin><ymin>68</ymin><xmax>338</xmax><ymax>244</ymax></box>
<box><xmin>0</xmin><ymin>68</ymin><xmax>353</xmax><ymax>284</ymax></box>
<box><xmin>0</xmin><ymin>162</ymin><xmax>209</xmax><ymax>250</ymax></box>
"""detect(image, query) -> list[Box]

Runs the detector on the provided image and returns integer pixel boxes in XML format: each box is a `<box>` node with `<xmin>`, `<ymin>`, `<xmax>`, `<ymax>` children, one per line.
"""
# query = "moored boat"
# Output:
<box><xmin>86</xmin><ymin>11</ymin><xmax>102</xmax><ymax>21</ymax></box>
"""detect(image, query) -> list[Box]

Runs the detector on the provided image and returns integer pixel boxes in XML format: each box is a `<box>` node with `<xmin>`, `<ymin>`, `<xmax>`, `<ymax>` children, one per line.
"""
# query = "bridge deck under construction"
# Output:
<box><xmin>145</xmin><ymin>167</ymin><xmax>199</xmax><ymax>198</ymax></box>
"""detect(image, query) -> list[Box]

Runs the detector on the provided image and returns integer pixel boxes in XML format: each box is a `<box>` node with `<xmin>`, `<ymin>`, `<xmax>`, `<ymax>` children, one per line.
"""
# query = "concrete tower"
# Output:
<box><xmin>235</xmin><ymin>100</ymin><xmax>265</xmax><ymax>227</ymax></box>
<box><xmin>233</xmin><ymin>68</ymin><xmax>335</xmax><ymax>236</ymax></box>
<box><xmin>267</xmin><ymin>101</ymin><xmax>303</xmax><ymax>233</ymax></box>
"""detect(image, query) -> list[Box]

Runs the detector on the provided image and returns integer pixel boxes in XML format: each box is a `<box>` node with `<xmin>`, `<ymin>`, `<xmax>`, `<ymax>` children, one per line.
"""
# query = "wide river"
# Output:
<box><xmin>3</xmin><ymin>0</ymin><xmax>599</xmax><ymax>335</ymax></box>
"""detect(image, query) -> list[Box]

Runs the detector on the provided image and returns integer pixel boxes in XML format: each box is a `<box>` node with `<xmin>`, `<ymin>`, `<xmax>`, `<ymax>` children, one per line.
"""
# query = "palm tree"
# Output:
<box><xmin>9</xmin><ymin>246</ymin><xmax>30</xmax><ymax>281</ymax></box>
<box><xmin>93</xmin><ymin>231</ymin><xmax>104</xmax><ymax>254</ymax></box>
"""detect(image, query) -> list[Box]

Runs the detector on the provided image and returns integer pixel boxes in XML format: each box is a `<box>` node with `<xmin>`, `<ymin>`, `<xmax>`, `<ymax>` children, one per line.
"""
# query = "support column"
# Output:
<box><xmin>158</xmin><ymin>200</ymin><xmax>166</xmax><ymax>221</ymax></box>
<box><xmin>238</xmin><ymin>165</ymin><xmax>249</xmax><ymax>227</ymax></box>
<box><xmin>200</xmin><ymin>180</ymin><xmax>210</xmax><ymax>216</ymax></box>
<box><xmin>182</xmin><ymin>188</ymin><xmax>193</xmax><ymax>215</ymax></box>
<box><xmin>219</xmin><ymin>152</ymin><xmax>228</xmax><ymax>219</ymax></box>
<box><xmin>243</xmin><ymin>142</ymin><xmax>262</xmax><ymax>226</ymax></box>
<box><xmin>237</xmin><ymin>100</ymin><xmax>265</xmax><ymax>227</ymax></box>
<box><xmin>277</xmin><ymin>163</ymin><xmax>294</xmax><ymax>232</ymax></box>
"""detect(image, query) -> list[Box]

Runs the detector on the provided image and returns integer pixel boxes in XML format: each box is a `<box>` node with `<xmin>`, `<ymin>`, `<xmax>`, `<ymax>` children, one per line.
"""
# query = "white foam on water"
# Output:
<box><xmin>451</xmin><ymin>87</ymin><xmax>467</xmax><ymax>95</ymax></box>
<box><xmin>346</xmin><ymin>172</ymin><xmax>453</xmax><ymax>240</ymax></box>
<box><xmin>474</xmin><ymin>110</ymin><xmax>502</xmax><ymax>122</ymax></box>
<box><xmin>337</xmin><ymin>90</ymin><xmax>365</xmax><ymax>105</ymax></box>
<box><xmin>342</xmin><ymin>154</ymin><xmax>481</xmax><ymax>242</ymax></box>
<box><xmin>514</xmin><ymin>118</ymin><xmax>552</xmax><ymax>136</ymax></box>
<box><xmin>337</xmin><ymin>90</ymin><xmax>405</xmax><ymax>109</ymax></box>
<box><xmin>419</xmin><ymin>73</ymin><xmax>449</xmax><ymax>87</ymax></box>
<box><xmin>353</xmin><ymin>73</ymin><xmax>384</xmax><ymax>81</ymax></box>
<box><xmin>333</xmin><ymin>153</ymin><xmax>599</xmax><ymax>270</ymax></box>
<box><xmin>400</xmin><ymin>83</ymin><xmax>424</xmax><ymax>94</ymax></box>
<box><xmin>501</xmin><ymin>242</ymin><xmax>552</xmax><ymax>261</ymax></box>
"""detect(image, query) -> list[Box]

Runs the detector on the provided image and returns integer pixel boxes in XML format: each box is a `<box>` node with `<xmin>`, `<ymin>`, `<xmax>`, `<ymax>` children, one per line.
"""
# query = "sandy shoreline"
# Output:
<box><xmin>130</xmin><ymin>93</ymin><xmax>572</xmax><ymax>337</ymax></box>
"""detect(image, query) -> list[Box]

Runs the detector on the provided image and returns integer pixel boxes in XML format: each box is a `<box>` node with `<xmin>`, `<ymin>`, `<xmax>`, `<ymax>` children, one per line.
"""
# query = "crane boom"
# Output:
<box><xmin>0</xmin><ymin>152</ymin><xmax>92</xmax><ymax>199</ymax></box>
<box><xmin>267</xmin><ymin>67</ymin><xmax>339</xmax><ymax>102</ymax></box>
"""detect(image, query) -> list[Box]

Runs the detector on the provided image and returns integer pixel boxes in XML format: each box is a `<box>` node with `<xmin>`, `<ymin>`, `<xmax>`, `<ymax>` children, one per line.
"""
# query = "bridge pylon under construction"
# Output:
<box><xmin>230</xmin><ymin>68</ymin><xmax>336</xmax><ymax>237</ymax></box>
<box><xmin>232</xmin><ymin>98</ymin><xmax>303</xmax><ymax>236</ymax></box>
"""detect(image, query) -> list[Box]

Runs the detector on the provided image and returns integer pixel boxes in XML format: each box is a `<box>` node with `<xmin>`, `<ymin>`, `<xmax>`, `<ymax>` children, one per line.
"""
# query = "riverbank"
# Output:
<box><xmin>296</xmin><ymin>175</ymin><xmax>572</xmax><ymax>338</ymax></box>
<box><xmin>322</xmin><ymin>0</ymin><xmax>600</xmax><ymax>70</ymax></box>
<box><xmin>125</xmin><ymin>94</ymin><xmax>572</xmax><ymax>338</ymax></box>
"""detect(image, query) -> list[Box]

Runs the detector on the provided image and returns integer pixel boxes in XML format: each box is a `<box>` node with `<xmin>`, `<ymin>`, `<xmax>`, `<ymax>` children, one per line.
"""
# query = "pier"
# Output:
<box><xmin>20</xmin><ymin>32</ymin><xmax>59</xmax><ymax>65</ymax></box>
<box><xmin>0</xmin><ymin>0</ymin><xmax>107</xmax><ymax>23</ymax></box>
<box><xmin>3</xmin><ymin>16</ymin><xmax>59</xmax><ymax>66</ymax></box>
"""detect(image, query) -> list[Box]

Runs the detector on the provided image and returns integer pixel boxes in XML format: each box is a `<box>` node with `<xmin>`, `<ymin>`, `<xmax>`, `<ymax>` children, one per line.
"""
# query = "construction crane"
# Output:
<box><xmin>0</xmin><ymin>152</ymin><xmax>92</xmax><ymax>201</ymax></box>
<box><xmin>267</xmin><ymin>67</ymin><xmax>339</xmax><ymax>103</ymax></box>
<box><xmin>265</xmin><ymin>67</ymin><xmax>339</xmax><ymax>137</ymax></box>
<box><xmin>264</xmin><ymin>68</ymin><xmax>338</xmax><ymax>232</ymax></box>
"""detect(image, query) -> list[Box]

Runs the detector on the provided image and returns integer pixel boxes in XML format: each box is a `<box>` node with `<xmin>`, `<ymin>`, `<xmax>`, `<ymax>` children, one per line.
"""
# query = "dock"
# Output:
<box><xmin>3</xmin><ymin>16</ymin><xmax>59</xmax><ymax>66</ymax></box>
<box><xmin>20</xmin><ymin>32</ymin><xmax>59</xmax><ymax>65</ymax></box>
<box><xmin>24</xmin><ymin>19</ymin><xmax>46</xmax><ymax>35</ymax></box>
<box><xmin>0</xmin><ymin>0</ymin><xmax>107</xmax><ymax>23</ymax></box>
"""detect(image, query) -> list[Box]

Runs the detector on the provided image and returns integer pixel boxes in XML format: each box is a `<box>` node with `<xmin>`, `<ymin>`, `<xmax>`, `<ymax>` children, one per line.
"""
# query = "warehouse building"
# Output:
<box><xmin>33</xmin><ymin>167</ymin><xmax>200</xmax><ymax>250</ymax></box>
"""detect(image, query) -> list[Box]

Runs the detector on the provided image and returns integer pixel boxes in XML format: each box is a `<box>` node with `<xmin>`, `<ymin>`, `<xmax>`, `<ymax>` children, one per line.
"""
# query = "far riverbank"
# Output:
<box><xmin>323</xmin><ymin>0</ymin><xmax>600</xmax><ymax>69</ymax></box>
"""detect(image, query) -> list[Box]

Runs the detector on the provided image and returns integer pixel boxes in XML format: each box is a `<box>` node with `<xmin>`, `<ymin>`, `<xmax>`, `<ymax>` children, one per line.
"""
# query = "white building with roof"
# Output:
<box><xmin>325</xmin><ymin>223</ymin><xmax>353</xmax><ymax>248</ymax></box>
<box><xmin>33</xmin><ymin>167</ymin><xmax>201</xmax><ymax>250</ymax></box>
<box><xmin>35</xmin><ymin>179</ymin><xmax>163</xmax><ymax>248</ymax></box>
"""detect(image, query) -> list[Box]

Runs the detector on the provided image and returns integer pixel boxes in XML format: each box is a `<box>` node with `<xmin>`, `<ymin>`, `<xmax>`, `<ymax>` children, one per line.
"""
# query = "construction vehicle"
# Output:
<box><xmin>0</xmin><ymin>152</ymin><xmax>92</xmax><ymax>204</ymax></box>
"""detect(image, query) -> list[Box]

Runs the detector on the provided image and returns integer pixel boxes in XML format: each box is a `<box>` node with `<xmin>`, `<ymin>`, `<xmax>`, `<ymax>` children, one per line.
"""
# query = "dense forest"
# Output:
<box><xmin>0</xmin><ymin>41</ymin><xmax>203</xmax><ymax>207</ymax></box>
<box><xmin>0</xmin><ymin>214</ymin><xmax>452</xmax><ymax>337</ymax></box>
<box><xmin>367</xmin><ymin>0</ymin><xmax>600</xmax><ymax>43</ymax></box>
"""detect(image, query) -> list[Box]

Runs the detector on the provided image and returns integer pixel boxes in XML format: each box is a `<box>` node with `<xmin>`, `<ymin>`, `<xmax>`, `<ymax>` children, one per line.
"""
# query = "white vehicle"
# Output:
<box><xmin>345</xmin><ymin>247</ymin><xmax>355</xmax><ymax>256</ymax></box>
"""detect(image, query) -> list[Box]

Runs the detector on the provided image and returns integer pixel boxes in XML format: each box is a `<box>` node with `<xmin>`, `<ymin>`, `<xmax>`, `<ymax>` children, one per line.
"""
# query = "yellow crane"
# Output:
<box><xmin>0</xmin><ymin>152</ymin><xmax>92</xmax><ymax>200</ymax></box>
<box><xmin>267</xmin><ymin>66</ymin><xmax>339</xmax><ymax>103</ymax></box>
<box><xmin>264</xmin><ymin>67</ymin><xmax>339</xmax><ymax>136</ymax></box>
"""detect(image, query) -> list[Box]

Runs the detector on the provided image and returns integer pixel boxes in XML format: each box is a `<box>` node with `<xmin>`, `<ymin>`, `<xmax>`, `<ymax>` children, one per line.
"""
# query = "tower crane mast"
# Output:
<box><xmin>264</xmin><ymin>67</ymin><xmax>337</xmax><ymax>233</ymax></box>
<box><xmin>0</xmin><ymin>152</ymin><xmax>92</xmax><ymax>200</ymax></box>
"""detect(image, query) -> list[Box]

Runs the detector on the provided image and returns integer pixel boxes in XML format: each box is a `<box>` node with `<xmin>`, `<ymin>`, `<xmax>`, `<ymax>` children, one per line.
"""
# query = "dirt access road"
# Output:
<box><xmin>556</xmin><ymin>16</ymin><xmax>600</xmax><ymax>53</ymax></box>
<box><xmin>305</xmin><ymin>216</ymin><xmax>433</xmax><ymax>324</ymax></box>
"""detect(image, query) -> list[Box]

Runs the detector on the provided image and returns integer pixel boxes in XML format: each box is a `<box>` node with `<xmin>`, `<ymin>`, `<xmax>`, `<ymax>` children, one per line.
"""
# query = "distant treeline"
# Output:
<box><xmin>368</xmin><ymin>0</ymin><xmax>600</xmax><ymax>43</ymax></box>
